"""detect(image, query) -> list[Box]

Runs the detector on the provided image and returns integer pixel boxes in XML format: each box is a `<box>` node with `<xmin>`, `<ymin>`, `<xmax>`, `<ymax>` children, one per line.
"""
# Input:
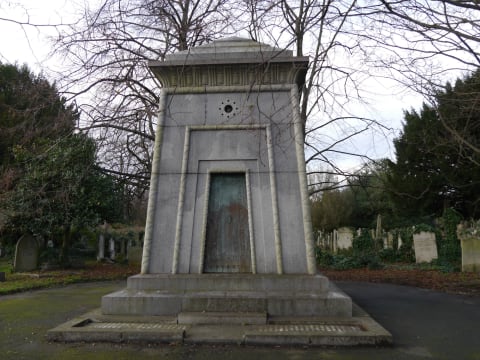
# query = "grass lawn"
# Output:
<box><xmin>1</xmin><ymin>257</ymin><xmax>480</xmax><ymax>297</ymax></box>
<box><xmin>0</xmin><ymin>258</ymin><xmax>138</xmax><ymax>295</ymax></box>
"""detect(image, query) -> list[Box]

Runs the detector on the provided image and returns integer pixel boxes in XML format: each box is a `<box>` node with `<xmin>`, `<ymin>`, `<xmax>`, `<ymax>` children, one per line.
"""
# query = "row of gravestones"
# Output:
<box><xmin>9</xmin><ymin>230</ymin><xmax>479</xmax><ymax>272</ymax></box>
<box><xmin>411</xmin><ymin>231</ymin><xmax>480</xmax><ymax>272</ymax></box>
<box><xmin>7</xmin><ymin>232</ymin><xmax>144</xmax><ymax>273</ymax></box>
<box><xmin>97</xmin><ymin>233</ymin><xmax>143</xmax><ymax>267</ymax></box>
<box><xmin>317</xmin><ymin>228</ymin><xmax>480</xmax><ymax>272</ymax></box>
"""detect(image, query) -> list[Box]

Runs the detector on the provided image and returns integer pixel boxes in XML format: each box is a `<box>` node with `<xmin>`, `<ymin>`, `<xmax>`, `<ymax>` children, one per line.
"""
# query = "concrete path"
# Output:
<box><xmin>1</xmin><ymin>280</ymin><xmax>479</xmax><ymax>359</ymax></box>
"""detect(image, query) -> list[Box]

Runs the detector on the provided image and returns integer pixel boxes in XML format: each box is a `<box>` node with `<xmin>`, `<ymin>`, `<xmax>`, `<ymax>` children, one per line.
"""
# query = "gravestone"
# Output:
<box><xmin>97</xmin><ymin>234</ymin><xmax>105</xmax><ymax>260</ymax></box>
<box><xmin>386</xmin><ymin>232</ymin><xmax>394</xmax><ymax>249</ymax></box>
<box><xmin>413</xmin><ymin>231</ymin><xmax>438</xmax><ymax>263</ymax></box>
<box><xmin>108</xmin><ymin>238</ymin><xmax>115</xmax><ymax>260</ymax></box>
<box><xmin>460</xmin><ymin>236</ymin><xmax>480</xmax><ymax>272</ymax></box>
<box><xmin>337</xmin><ymin>227</ymin><xmax>353</xmax><ymax>250</ymax></box>
<box><xmin>13</xmin><ymin>234</ymin><xmax>39</xmax><ymax>272</ymax></box>
<box><xmin>102</xmin><ymin>37</ymin><xmax>351</xmax><ymax>318</ymax></box>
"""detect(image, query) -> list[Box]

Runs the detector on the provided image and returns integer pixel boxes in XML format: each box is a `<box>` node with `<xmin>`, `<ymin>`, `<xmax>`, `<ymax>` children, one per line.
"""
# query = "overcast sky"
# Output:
<box><xmin>0</xmin><ymin>0</ymin><xmax>74</xmax><ymax>68</ymax></box>
<box><xmin>0</xmin><ymin>1</ymin><xmax>424</xmax><ymax>172</ymax></box>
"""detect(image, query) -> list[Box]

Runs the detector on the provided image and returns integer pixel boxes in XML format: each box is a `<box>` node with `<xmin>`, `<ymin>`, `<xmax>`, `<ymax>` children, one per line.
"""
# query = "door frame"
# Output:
<box><xmin>199</xmin><ymin>169</ymin><xmax>256</xmax><ymax>273</ymax></box>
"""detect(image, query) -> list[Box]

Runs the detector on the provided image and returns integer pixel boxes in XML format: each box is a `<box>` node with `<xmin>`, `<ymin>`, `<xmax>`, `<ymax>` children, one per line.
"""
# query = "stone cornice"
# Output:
<box><xmin>148</xmin><ymin>61</ymin><xmax>308</xmax><ymax>89</ymax></box>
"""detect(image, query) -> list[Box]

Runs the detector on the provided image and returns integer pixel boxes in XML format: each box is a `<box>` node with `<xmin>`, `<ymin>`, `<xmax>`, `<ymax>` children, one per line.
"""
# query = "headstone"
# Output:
<box><xmin>13</xmin><ymin>234</ymin><xmax>39</xmax><ymax>272</ymax></box>
<box><xmin>98</xmin><ymin>221</ymin><xmax>110</xmax><ymax>260</ymax></box>
<box><xmin>460</xmin><ymin>236</ymin><xmax>480</xmax><ymax>272</ymax></box>
<box><xmin>387</xmin><ymin>232</ymin><xmax>394</xmax><ymax>249</ymax></box>
<box><xmin>109</xmin><ymin>238</ymin><xmax>115</xmax><ymax>260</ymax></box>
<box><xmin>332</xmin><ymin>229</ymin><xmax>338</xmax><ymax>252</ymax></box>
<box><xmin>413</xmin><ymin>231</ymin><xmax>438</xmax><ymax>263</ymax></box>
<box><xmin>97</xmin><ymin>234</ymin><xmax>105</xmax><ymax>260</ymax></box>
<box><xmin>337</xmin><ymin>227</ymin><xmax>353</xmax><ymax>250</ymax></box>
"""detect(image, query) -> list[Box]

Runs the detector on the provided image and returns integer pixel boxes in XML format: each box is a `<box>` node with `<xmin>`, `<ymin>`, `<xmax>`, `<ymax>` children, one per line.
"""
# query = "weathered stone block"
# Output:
<box><xmin>461</xmin><ymin>236</ymin><xmax>480</xmax><ymax>272</ymax></box>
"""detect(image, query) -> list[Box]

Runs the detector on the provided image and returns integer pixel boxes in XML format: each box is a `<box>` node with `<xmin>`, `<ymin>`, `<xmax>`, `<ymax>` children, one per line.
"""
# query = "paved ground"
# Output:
<box><xmin>1</xmin><ymin>280</ymin><xmax>479</xmax><ymax>359</ymax></box>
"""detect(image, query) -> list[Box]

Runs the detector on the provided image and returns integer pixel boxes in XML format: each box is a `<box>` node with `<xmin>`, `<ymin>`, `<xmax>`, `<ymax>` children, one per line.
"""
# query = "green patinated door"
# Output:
<box><xmin>204</xmin><ymin>173</ymin><xmax>251</xmax><ymax>273</ymax></box>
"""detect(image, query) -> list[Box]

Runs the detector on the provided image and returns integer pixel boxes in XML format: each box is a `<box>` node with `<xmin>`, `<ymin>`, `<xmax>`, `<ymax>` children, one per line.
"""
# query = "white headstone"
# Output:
<box><xmin>461</xmin><ymin>236</ymin><xmax>480</xmax><ymax>272</ymax></box>
<box><xmin>337</xmin><ymin>227</ymin><xmax>353</xmax><ymax>250</ymax></box>
<box><xmin>333</xmin><ymin>229</ymin><xmax>338</xmax><ymax>252</ymax></box>
<box><xmin>413</xmin><ymin>231</ymin><xmax>438</xmax><ymax>263</ymax></box>
<box><xmin>109</xmin><ymin>238</ymin><xmax>115</xmax><ymax>260</ymax></box>
<box><xmin>97</xmin><ymin>234</ymin><xmax>105</xmax><ymax>260</ymax></box>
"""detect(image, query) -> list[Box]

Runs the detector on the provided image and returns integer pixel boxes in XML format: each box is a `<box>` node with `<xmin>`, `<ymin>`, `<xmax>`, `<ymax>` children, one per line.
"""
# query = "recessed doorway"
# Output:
<box><xmin>204</xmin><ymin>173</ymin><xmax>251</xmax><ymax>273</ymax></box>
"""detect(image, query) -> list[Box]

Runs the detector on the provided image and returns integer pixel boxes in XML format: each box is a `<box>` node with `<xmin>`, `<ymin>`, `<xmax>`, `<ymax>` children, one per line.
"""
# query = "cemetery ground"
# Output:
<box><xmin>1</xmin><ymin>258</ymin><xmax>480</xmax><ymax>296</ymax></box>
<box><xmin>1</xmin><ymin>276</ymin><xmax>480</xmax><ymax>359</ymax></box>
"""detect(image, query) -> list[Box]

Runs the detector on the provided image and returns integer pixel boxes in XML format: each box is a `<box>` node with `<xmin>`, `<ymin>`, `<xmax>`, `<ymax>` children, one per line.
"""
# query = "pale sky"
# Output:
<box><xmin>0</xmin><ymin>0</ymin><xmax>74</xmax><ymax>69</ymax></box>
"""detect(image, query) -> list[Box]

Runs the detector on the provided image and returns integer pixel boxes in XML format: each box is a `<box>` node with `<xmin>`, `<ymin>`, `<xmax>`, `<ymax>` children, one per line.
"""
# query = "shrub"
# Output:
<box><xmin>379</xmin><ymin>248</ymin><xmax>397</xmax><ymax>263</ymax></box>
<box><xmin>352</xmin><ymin>229</ymin><xmax>375</xmax><ymax>257</ymax></box>
<box><xmin>438</xmin><ymin>208</ymin><xmax>462</xmax><ymax>264</ymax></box>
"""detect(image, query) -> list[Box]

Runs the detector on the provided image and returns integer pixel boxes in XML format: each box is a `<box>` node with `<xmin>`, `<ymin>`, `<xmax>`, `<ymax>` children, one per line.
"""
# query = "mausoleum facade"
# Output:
<box><xmin>142</xmin><ymin>37</ymin><xmax>316</xmax><ymax>275</ymax></box>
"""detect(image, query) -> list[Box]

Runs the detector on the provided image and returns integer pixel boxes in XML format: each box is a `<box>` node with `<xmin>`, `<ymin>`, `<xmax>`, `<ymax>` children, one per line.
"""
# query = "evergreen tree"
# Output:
<box><xmin>0</xmin><ymin>64</ymin><xmax>123</xmax><ymax>263</ymax></box>
<box><xmin>0</xmin><ymin>63</ymin><xmax>76</xmax><ymax>191</ymax></box>
<box><xmin>388</xmin><ymin>69</ymin><xmax>480</xmax><ymax>219</ymax></box>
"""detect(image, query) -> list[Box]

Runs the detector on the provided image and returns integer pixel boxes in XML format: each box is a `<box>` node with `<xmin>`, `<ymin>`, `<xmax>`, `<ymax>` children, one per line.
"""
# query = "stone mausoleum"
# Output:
<box><xmin>49</xmin><ymin>38</ymin><xmax>391</xmax><ymax>345</ymax></box>
<box><xmin>102</xmin><ymin>37</ymin><xmax>351</xmax><ymax>317</ymax></box>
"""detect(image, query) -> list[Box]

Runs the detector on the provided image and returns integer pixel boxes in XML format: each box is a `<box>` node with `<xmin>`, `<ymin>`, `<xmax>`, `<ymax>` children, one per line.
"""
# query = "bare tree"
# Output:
<box><xmin>52</xmin><ymin>0</ymin><xmax>480</xmax><ymax>200</ymax></box>
<box><xmin>53</xmin><ymin>0</ymin><xmax>234</xmax><ymax>202</ymax></box>
<box><xmin>356</xmin><ymin>1</ymin><xmax>480</xmax><ymax>165</ymax></box>
<box><xmin>238</xmin><ymin>1</ymin><xmax>393</xmax><ymax>191</ymax></box>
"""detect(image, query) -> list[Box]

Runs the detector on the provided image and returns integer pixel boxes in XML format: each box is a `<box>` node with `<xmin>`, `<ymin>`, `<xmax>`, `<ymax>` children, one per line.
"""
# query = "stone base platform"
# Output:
<box><xmin>47</xmin><ymin>274</ymin><xmax>392</xmax><ymax>346</ymax></box>
<box><xmin>47</xmin><ymin>304</ymin><xmax>392</xmax><ymax>346</ymax></box>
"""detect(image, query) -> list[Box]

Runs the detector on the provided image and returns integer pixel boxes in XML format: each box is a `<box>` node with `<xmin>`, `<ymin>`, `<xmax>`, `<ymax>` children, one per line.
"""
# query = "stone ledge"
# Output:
<box><xmin>126</xmin><ymin>273</ymin><xmax>330</xmax><ymax>293</ymax></box>
<box><xmin>101</xmin><ymin>287</ymin><xmax>352</xmax><ymax>317</ymax></box>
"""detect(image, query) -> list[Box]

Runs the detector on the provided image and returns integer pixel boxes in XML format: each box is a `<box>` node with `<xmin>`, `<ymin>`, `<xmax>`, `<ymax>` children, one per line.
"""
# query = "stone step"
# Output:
<box><xmin>101</xmin><ymin>287</ymin><xmax>352</xmax><ymax>317</ymax></box>
<box><xmin>126</xmin><ymin>273</ymin><xmax>330</xmax><ymax>294</ymax></box>
<box><xmin>177</xmin><ymin>311</ymin><xmax>267</xmax><ymax>325</ymax></box>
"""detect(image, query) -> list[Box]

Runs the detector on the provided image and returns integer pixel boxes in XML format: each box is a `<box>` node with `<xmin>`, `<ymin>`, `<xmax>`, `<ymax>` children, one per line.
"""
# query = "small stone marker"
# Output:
<box><xmin>460</xmin><ymin>236</ymin><xmax>480</xmax><ymax>272</ymax></box>
<box><xmin>13</xmin><ymin>233</ymin><xmax>39</xmax><ymax>272</ymax></box>
<box><xmin>0</xmin><ymin>272</ymin><xmax>5</xmax><ymax>282</ymax></box>
<box><xmin>109</xmin><ymin>238</ymin><xmax>115</xmax><ymax>260</ymax></box>
<box><xmin>386</xmin><ymin>233</ymin><xmax>394</xmax><ymax>249</ymax></box>
<box><xmin>97</xmin><ymin>234</ymin><xmax>105</xmax><ymax>260</ymax></box>
<box><xmin>413</xmin><ymin>231</ymin><xmax>438</xmax><ymax>263</ymax></box>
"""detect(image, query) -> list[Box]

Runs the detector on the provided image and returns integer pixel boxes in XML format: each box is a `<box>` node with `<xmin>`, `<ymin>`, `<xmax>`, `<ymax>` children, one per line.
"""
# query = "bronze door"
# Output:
<box><xmin>204</xmin><ymin>173</ymin><xmax>251</xmax><ymax>273</ymax></box>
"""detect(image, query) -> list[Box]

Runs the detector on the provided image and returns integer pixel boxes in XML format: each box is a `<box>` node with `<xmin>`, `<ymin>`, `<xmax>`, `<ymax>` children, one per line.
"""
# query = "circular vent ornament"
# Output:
<box><xmin>219</xmin><ymin>99</ymin><xmax>239</xmax><ymax>119</ymax></box>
